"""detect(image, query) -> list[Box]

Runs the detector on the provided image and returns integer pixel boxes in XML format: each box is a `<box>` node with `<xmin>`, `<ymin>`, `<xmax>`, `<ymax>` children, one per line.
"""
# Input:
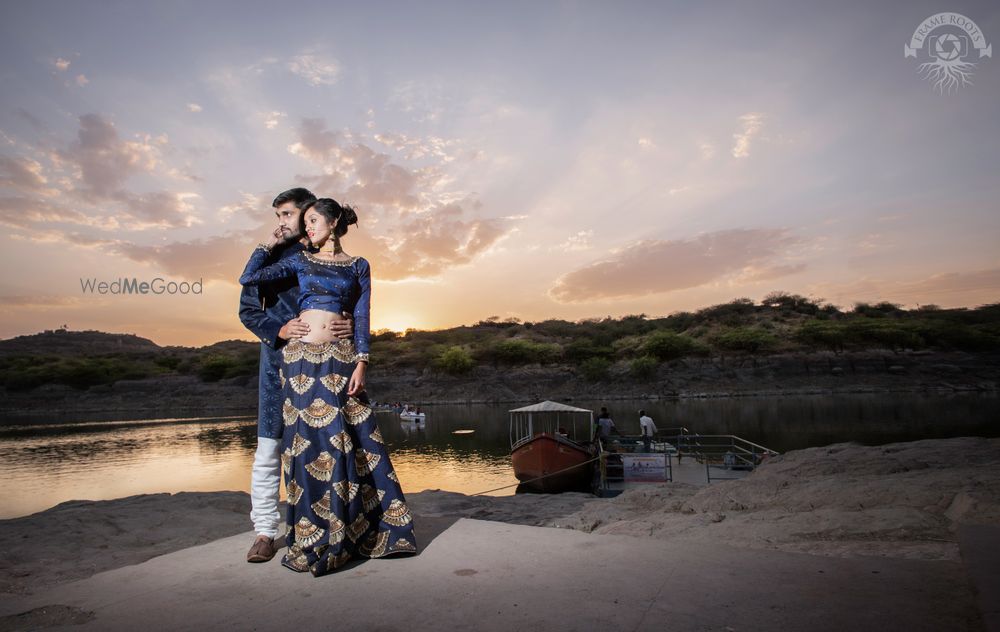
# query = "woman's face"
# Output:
<box><xmin>303</xmin><ymin>208</ymin><xmax>333</xmax><ymax>246</ymax></box>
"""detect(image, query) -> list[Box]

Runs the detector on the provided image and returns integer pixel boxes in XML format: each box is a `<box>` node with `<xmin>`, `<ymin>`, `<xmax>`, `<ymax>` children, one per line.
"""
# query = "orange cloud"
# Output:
<box><xmin>549</xmin><ymin>228</ymin><xmax>803</xmax><ymax>302</ymax></box>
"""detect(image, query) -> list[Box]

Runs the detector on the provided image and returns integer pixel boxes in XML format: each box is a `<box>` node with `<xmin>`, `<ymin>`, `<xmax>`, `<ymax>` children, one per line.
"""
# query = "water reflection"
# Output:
<box><xmin>0</xmin><ymin>393</ymin><xmax>996</xmax><ymax>519</ymax></box>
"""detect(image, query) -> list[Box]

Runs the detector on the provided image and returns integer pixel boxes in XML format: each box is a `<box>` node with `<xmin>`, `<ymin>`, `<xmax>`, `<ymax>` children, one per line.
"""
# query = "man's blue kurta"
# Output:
<box><xmin>238</xmin><ymin>241</ymin><xmax>306</xmax><ymax>439</ymax></box>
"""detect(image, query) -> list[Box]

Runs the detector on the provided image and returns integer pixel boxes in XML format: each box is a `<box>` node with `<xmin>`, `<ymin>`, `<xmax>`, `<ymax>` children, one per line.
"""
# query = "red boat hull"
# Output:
<box><xmin>511</xmin><ymin>432</ymin><xmax>593</xmax><ymax>493</ymax></box>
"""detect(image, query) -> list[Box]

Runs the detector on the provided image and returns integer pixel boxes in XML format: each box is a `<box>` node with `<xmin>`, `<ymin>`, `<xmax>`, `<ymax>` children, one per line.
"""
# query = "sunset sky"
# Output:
<box><xmin>1</xmin><ymin>1</ymin><xmax>997</xmax><ymax>347</ymax></box>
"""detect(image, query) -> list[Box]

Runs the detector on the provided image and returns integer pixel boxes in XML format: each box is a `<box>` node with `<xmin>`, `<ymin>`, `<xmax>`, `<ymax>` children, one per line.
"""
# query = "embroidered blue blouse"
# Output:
<box><xmin>239</xmin><ymin>244</ymin><xmax>372</xmax><ymax>363</ymax></box>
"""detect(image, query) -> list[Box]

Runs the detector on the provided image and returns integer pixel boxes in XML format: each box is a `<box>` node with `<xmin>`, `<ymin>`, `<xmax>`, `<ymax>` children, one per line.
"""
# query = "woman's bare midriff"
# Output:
<box><xmin>298</xmin><ymin>309</ymin><xmax>350</xmax><ymax>344</ymax></box>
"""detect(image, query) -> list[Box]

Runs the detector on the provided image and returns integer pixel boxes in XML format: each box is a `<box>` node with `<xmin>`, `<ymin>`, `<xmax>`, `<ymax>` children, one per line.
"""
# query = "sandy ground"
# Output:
<box><xmin>1</xmin><ymin>437</ymin><xmax>998</xmax><ymax>598</ymax></box>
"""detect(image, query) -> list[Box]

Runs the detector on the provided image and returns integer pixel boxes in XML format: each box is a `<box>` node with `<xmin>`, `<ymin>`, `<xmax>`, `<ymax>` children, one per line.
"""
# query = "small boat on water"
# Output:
<box><xmin>399</xmin><ymin>405</ymin><xmax>425</xmax><ymax>421</ymax></box>
<box><xmin>509</xmin><ymin>400</ymin><xmax>596</xmax><ymax>493</ymax></box>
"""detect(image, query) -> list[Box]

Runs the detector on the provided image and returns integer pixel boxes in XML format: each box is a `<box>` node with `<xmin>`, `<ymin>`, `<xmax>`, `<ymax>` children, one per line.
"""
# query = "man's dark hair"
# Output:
<box><xmin>272</xmin><ymin>187</ymin><xmax>316</xmax><ymax>211</ymax></box>
<box><xmin>639</xmin><ymin>409</ymin><xmax>646</xmax><ymax>416</ymax></box>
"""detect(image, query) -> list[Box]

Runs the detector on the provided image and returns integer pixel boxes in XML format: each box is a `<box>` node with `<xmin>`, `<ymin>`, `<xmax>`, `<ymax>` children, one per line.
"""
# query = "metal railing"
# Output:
<box><xmin>673</xmin><ymin>434</ymin><xmax>779</xmax><ymax>482</ymax></box>
<box><xmin>592</xmin><ymin>430</ymin><xmax>778</xmax><ymax>491</ymax></box>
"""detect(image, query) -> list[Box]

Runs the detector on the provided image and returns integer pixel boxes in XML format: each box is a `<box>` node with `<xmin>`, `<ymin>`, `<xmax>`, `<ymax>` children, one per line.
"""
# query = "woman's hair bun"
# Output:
<box><xmin>340</xmin><ymin>203</ymin><xmax>358</xmax><ymax>227</ymax></box>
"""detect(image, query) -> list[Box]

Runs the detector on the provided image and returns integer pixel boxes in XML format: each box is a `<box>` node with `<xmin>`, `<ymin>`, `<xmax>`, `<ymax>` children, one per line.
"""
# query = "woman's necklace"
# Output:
<box><xmin>316</xmin><ymin>243</ymin><xmax>349</xmax><ymax>262</ymax></box>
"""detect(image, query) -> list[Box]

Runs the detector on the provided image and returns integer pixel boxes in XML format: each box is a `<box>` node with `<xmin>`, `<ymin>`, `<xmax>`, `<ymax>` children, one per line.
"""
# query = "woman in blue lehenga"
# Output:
<box><xmin>239</xmin><ymin>197</ymin><xmax>417</xmax><ymax>576</ymax></box>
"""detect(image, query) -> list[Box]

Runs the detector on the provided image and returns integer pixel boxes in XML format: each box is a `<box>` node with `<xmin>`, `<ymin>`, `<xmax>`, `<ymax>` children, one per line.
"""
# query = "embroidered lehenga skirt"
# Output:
<box><xmin>278</xmin><ymin>338</ymin><xmax>418</xmax><ymax>576</ymax></box>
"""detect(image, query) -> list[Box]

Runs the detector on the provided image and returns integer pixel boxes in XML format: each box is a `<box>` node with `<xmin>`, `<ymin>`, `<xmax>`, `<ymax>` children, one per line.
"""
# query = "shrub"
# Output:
<box><xmin>490</xmin><ymin>339</ymin><xmax>561</xmax><ymax>364</ymax></box>
<box><xmin>564</xmin><ymin>339</ymin><xmax>614</xmax><ymax>363</ymax></box>
<box><xmin>642</xmin><ymin>330</ymin><xmax>700</xmax><ymax>360</ymax></box>
<box><xmin>844</xmin><ymin>320</ymin><xmax>923</xmax><ymax>351</ymax></box>
<box><xmin>630</xmin><ymin>355</ymin><xmax>659</xmax><ymax>379</ymax></box>
<box><xmin>760</xmin><ymin>291</ymin><xmax>821</xmax><ymax>315</ymax></box>
<box><xmin>579</xmin><ymin>357</ymin><xmax>611</xmax><ymax>381</ymax></box>
<box><xmin>708</xmin><ymin>327</ymin><xmax>779</xmax><ymax>353</ymax></box>
<box><xmin>436</xmin><ymin>346</ymin><xmax>475</xmax><ymax>374</ymax></box>
<box><xmin>794</xmin><ymin>321</ymin><xmax>848</xmax><ymax>352</ymax></box>
<box><xmin>198</xmin><ymin>355</ymin><xmax>237</xmax><ymax>382</ymax></box>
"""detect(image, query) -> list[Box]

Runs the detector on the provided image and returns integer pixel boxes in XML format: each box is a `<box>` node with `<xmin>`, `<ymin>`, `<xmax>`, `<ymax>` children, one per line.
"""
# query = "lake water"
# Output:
<box><xmin>0</xmin><ymin>393</ymin><xmax>996</xmax><ymax>519</ymax></box>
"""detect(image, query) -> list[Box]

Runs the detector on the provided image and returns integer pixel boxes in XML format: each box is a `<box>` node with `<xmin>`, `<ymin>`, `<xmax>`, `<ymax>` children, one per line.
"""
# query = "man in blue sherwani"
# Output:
<box><xmin>238</xmin><ymin>187</ymin><xmax>354</xmax><ymax>563</ymax></box>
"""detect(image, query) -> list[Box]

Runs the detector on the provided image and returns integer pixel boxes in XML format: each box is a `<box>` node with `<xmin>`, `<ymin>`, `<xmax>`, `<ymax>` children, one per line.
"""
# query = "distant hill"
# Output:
<box><xmin>0</xmin><ymin>330</ymin><xmax>163</xmax><ymax>357</ymax></box>
<box><xmin>1</xmin><ymin>293</ymin><xmax>998</xmax><ymax>395</ymax></box>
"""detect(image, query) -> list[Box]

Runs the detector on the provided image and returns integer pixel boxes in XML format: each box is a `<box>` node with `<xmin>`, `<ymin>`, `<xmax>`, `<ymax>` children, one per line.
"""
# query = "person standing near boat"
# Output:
<box><xmin>638</xmin><ymin>409</ymin><xmax>657</xmax><ymax>452</ymax></box>
<box><xmin>595</xmin><ymin>407</ymin><xmax>617</xmax><ymax>442</ymax></box>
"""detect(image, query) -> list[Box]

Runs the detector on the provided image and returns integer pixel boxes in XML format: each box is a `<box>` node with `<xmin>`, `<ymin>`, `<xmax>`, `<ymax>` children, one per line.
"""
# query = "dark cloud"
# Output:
<box><xmin>0</xmin><ymin>295</ymin><xmax>85</xmax><ymax>310</ymax></box>
<box><xmin>59</xmin><ymin>114</ymin><xmax>155</xmax><ymax>198</ymax></box>
<box><xmin>0</xmin><ymin>196</ymin><xmax>95</xmax><ymax>230</ymax></box>
<box><xmin>292</xmin><ymin>118</ymin><xmax>424</xmax><ymax>210</ymax></box>
<box><xmin>549</xmin><ymin>228</ymin><xmax>803</xmax><ymax>302</ymax></box>
<box><xmin>374</xmin><ymin>202</ymin><xmax>506</xmax><ymax>280</ymax></box>
<box><xmin>811</xmin><ymin>267</ymin><xmax>1000</xmax><ymax>307</ymax></box>
<box><xmin>13</xmin><ymin>107</ymin><xmax>46</xmax><ymax>132</ymax></box>
<box><xmin>343</xmin><ymin>143</ymin><xmax>420</xmax><ymax>209</ymax></box>
<box><xmin>739</xmin><ymin>262</ymin><xmax>808</xmax><ymax>282</ymax></box>
<box><xmin>0</xmin><ymin>156</ymin><xmax>50</xmax><ymax>192</ymax></box>
<box><xmin>113</xmin><ymin>190</ymin><xmax>199</xmax><ymax>229</ymax></box>
<box><xmin>294</xmin><ymin>118</ymin><xmax>341</xmax><ymax>162</ymax></box>
<box><xmin>110</xmin><ymin>229</ymin><xmax>259</xmax><ymax>282</ymax></box>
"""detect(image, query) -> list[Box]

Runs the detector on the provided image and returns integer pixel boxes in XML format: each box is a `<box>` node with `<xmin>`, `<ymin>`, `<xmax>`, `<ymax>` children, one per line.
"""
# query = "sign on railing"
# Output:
<box><xmin>622</xmin><ymin>454</ymin><xmax>668</xmax><ymax>481</ymax></box>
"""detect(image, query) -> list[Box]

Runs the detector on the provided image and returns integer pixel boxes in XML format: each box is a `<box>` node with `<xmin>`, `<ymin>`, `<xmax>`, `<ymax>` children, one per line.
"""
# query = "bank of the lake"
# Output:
<box><xmin>1</xmin><ymin>348</ymin><xmax>997</xmax><ymax>420</ymax></box>
<box><xmin>1</xmin><ymin>436</ymin><xmax>997</xmax><ymax>597</ymax></box>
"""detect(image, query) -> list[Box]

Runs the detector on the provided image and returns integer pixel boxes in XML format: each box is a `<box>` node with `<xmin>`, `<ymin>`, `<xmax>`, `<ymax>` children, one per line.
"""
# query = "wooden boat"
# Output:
<box><xmin>509</xmin><ymin>400</ymin><xmax>596</xmax><ymax>493</ymax></box>
<box><xmin>511</xmin><ymin>431</ymin><xmax>594</xmax><ymax>492</ymax></box>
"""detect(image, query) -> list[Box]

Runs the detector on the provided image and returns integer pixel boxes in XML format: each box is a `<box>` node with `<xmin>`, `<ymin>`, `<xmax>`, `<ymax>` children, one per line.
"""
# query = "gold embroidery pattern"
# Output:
<box><xmin>334</xmin><ymin>480</ymin><xmax>360</xmax><ymax>504</ymax></box>
<box><xmin>343</xmin><ymin>396</ymin><xmax>372</xmax><ymax>426</ymax></box>
<box><xmin>279</xmin><ymin>367</ymin><xmax>285</xmax><ymax>388</ymax></box>
<box><xmin>303</xmin><ymin>251</ymin><xmax>360</xmax><ymax>267</ymax></box>
<box><xmin>284</xmin><ymin>543</ymin><xmax>310</xmax><ymax>571</ymax></box>
<box><xmin>360</xmin><ymin>529</ymin><xmax>390</xmax><ymax>557</ymax></box>
<box><xmin>387</xmin><ymin>470</ymin><xmax>399</xmax><ymax>482</ymax></box>
<box><xmin>287</xmin><ymin>479</ymin><xmax>304</xmax><ymax>505</ymax></box>
<box><xmin>369</xmin><ymin>428</ymin><xmax>385</xmax><ymax>444</ymax></box>
<box><xmin>289</xmin><ymin>374</ymin><xmax>315</xmax><ymax>395</ymax></box>
<box><xmin>302</xmin><ymin>342</ymin><xmax>337</xmax><ymax>364</ymax></box>
<box><xmin>326</xmin><ymin>549</ymin><xmax>351</xmax><ymax>571</ymax></box>
<box><xmin>330</xmin><ymin>339</ymin><xmax>358</xmax><ymax>363</ymax></box>
<box><xmin>347</xmin><ymin>514</ymin><xmax>370</xmax><ymax>543</ymax></box>
<box><xmin>281</xmin><ymin>448</ymin><xmax>292</xmax><ymax>476</ymax></box>
<box><xmin>390</xmin><ymin>538</ymin><xmax>417</xmax><ymax>553</ymax></box>
<box><xmin>355</xmin><ymin>449</ymin><xmax>381</xmax><ymax>476</ymax></box>
<box><xmin>330</xmin><ymin>430</ymin><xmax>353</xmax><ymax>453</ymax></box>
<box><xmin>290</xmin><ymin>433</ymin><xmax>311</xmax><ymax>456</ymax></box>
<box><xmin>300</xmin><ymin>398</ymin><xmax>338</xmax><ymax>428</ymax></box>
<box><xmin>282</xmin><ymin>399</ymin><xmax>299</xmax><ymax>426</ymax></box>
<box><xmin>361</xmin><ymin>484</ymin><xmax>386</xmax><ymax>513</ymax></box>
<box><xmin>281</xmin><ymin>338</ymin><xmax>357</xmax><ymax>366</ymax></box>
<box><xmin>295</xmin><ymin>516</ymin><xmax>325</xmax><ymax>548</ymax></box>
<box><xmin>319</xmin><ymin>373</ymin><xmax>348</xmax><ymax>395</ymax></box>
<box><xmin>305</xmin><ymin>451</ymin><xmax>335</xmax><ymax>482</ymax></box>
<box><xmin>311</xmin><ymin>491</ymin><xmax>334</xmax><ymax>521</ymax></box>
<box><xmin>383</xmin><ymin>499</ymin><xmax>412</xmax><ymax>527</ymax></box>
<box><xmin>327</xmin><ymin>515</ymin><xmax>346</xmax><ymax>545</ymax></box>
<box><xmin>282</xmin><ymin>340</ymin><xmax>305</xmax><ymax>363</ymax></box>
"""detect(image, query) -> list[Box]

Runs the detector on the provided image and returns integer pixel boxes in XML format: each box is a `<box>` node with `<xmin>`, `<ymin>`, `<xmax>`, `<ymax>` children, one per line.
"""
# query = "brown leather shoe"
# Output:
<box><xmin>246</xmin><ymin>536</ymin><xmax>277</xmax><ymax>563</ymax></box>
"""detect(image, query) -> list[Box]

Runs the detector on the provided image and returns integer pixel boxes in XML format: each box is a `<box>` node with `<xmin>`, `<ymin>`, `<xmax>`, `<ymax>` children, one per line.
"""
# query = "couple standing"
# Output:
<box><xmin>237</xmin><ymin>187</ymin><xmax>417</xmax><ymax>577</ymax></box>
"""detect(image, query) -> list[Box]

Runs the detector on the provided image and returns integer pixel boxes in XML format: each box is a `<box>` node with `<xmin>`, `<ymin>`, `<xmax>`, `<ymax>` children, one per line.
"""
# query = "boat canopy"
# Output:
<box><xmin>508</xmin><ymin>400</ymin><xmax>592</xmax><ymax>413</ymax></box>
<box><xmin>509</xmin><ymin>400</ymin><xmax>594</xmax><ymax>449</ymax></box>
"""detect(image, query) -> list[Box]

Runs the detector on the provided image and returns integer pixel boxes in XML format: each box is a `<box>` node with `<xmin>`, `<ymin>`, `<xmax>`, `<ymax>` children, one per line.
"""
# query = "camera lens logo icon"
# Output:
<box><xmin>930</xmin><ymin>34</ymin><xmax>968</xmax><ymax>62</ymax></box>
